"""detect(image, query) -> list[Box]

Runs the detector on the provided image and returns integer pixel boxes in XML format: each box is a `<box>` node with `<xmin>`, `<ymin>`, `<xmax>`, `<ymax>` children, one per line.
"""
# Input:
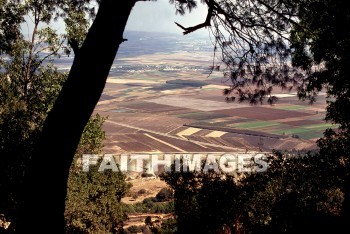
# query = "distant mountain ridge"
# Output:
<box><xmin>118</xmin><ymin>30</ymin><xmax>212</xmax><ymax>57</ymax></box>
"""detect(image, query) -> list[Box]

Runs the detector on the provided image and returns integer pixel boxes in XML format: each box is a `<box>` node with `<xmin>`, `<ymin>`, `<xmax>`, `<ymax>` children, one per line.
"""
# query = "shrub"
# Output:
<box><xmin>156</xmin><ymin>188</ymin><xmax>173</xmax><ymax>202</ymax></box>
<box><xmin>138</xmin><ymin>189</ymin><xmax>147</xmax><ymax>195</ymax></box>
<box><xmin>126</xmin><ymin>225</ymin><xmax>142</xmax><ymax>233</ymax></box>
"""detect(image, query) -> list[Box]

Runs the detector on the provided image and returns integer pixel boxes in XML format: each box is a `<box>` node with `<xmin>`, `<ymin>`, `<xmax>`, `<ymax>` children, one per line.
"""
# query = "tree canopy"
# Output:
<box><xmin>160</xmin><ymin>150</ymin><xmax>344</xmax><ymax>233</ymax></box>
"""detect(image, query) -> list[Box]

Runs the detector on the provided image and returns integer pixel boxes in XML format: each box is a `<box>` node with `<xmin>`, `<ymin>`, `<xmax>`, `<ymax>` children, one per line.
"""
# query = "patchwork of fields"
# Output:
<box><xmin>93</xmin><ymin>45</ymin><xmax>332</xmax><ymax>154</ymax></box>
<box><xmin>96</xmin><ymin>78</ymin><xmax>334</xmax><ymax>153</ymax></box>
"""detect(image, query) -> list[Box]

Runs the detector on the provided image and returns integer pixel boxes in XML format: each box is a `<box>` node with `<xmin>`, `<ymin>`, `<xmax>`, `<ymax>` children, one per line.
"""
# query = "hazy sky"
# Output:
<box><xmin>21</xmin><ymin>1</ymin><xmax>209</xmax><ymax>38</ymax></box>
<box><xmin>126</xmin><ymin>0</ymin><xmax>209</xmax><ymax>36</ymax></box>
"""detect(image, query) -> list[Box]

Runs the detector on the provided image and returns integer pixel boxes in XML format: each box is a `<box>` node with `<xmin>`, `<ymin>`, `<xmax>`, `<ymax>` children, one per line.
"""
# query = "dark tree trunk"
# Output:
<box><xmin>16</xmin><ymin>0</ymin><xmax>136</xmax><ymax>232</ymax></box>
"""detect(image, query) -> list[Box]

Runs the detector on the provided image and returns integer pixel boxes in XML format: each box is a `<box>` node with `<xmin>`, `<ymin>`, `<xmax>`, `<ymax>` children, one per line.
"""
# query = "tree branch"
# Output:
<box><xmin>255</xmin><ymin>0</ymin><xmax>299</xmax><ymax>26</ymax></box>
<box><xmin>175</xmin><ymin>1</ymin><xmax>213</xmax><ymax>35</ymax></box>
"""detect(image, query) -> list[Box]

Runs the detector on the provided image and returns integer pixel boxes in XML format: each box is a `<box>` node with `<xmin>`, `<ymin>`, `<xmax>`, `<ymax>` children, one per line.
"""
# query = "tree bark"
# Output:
<box><xmin>16</xmin><ymin>0</ymin><xmax>136</xmax><ymax>232</ymax></box>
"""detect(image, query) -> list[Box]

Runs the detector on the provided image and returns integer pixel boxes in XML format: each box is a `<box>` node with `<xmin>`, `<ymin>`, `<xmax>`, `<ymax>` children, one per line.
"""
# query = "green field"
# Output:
<box><xmin>274</xmin><ymin>104</ymin><xmax>307</xmax><ymax>111</ymax></box>
<box><xmin>174</xmin><ymin>112</ymin><xmax>228</xmax><ymax>121</ymax></box>
<box><xmin>231</xmin><ymin>121</ymin><xmax>280</xmax><ymax>129</ymax></box>
<box><xmin>303</xmin><ymin>123</ymin><xmax>335</xmax><ymax>129</ymax></box>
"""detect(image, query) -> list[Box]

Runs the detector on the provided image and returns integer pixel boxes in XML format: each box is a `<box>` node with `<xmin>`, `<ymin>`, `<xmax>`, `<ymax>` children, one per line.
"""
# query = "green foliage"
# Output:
<box><xmin>156</xmin><ymin>188</ymin><xmax>173</xmax><ymax>202</ymax></box>
<box><xmin>291</xmin><ymin>0</ymin><xmax>350</xmax><ymax>121</ymax></box>
<box><xmin>125</xmin><ymin>225</ymin><xmax>143</xmax><ymax>233</ymax></box>
<box><xmin>239</xmin><ymin>151</ymin><xmax>344</xmax><ymax>233</ymax></box>
<box><xmin>161</xmin><ymin>165</ymin><xmax>238</xmax><ymax>234</ymax></box>
<box><xmin>124</xmin><ymin>225</ymin><xmax>154</xmax><ymax>234</ymax></box>
<box><xmin>124</xmin><ymin>198</ymin><xmax>174</xmax><ymax>214</ymax></box>
<box><xmin>290</xmin><ymin>0</ymin><xmax>350</xmax><ymax>154</ymax></box>
<box><xmin>144</xmin><ymin>216</ymin><xmax>177</xmax><ymax>234</ymax></box>
<box><xmin>65</xmin><ymin>115</ymin><xmax>132</xmax><ymax>233</ymax></box>
<box><xmin>75</xmin><ymin>113</ymin><xmax>106</xmax><ymax>156</ymax></box>
<box><xmin>0</xmin><ymin>39</ymin><xmax>67</xmax><ymax>227</ymax></box>
<box><xmin>290</xmin><ymin>0</ymin><xmax>350</xmax><ymax>222</ymax></box>
<box><xmin>63</xmin><ymin>3</ymin><xmax>89</xmax><ymax>55</ymax></box>
<box><xmin>65</xmin><ymin>166</ymin><xmax>130</xmax><ymax>233</ymax></box>
<box><xmin>0</xmin><ymin>0</ymin><xmax>24</xmax><ymax>54</ymax></box>
<box><xmin>161</xmin><ymin>151</ymin><xmax>344</xmax><ymax>233</ymax></box>
<box><xmin>157</xmin><ymin>218</ymin><xmax>177</xmax><ymax>234</ymax></box>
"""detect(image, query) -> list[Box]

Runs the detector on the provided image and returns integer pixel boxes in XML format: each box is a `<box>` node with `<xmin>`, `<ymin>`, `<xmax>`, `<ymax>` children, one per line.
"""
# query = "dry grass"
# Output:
<box><xmin>122</xmin><ymin>177</ymin><xmax>168</xmax><ymax>205</ymax></box>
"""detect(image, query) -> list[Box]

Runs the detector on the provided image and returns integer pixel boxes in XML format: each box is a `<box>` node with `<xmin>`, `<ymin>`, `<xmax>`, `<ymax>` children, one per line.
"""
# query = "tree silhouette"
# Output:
<box><xmin>290</xmin><ymin>0</ymin><xmax>350</xmax><ymax>226</ymax></box>
<box><xmin>16</xmin><ymin>1</ymin><xmax>138</xmax><ymax>232</ymax></box>
<box><xmin>161</xmin><ymin>151</ymin><xmax>344</xmax><ymax>233</ymax></box>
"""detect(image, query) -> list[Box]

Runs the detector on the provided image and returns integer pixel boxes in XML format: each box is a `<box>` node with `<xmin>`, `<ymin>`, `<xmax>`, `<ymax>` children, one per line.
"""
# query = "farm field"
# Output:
<box><xmin>95</xmin><ymin>73</ymin><xmax>328</xmax><ymax>153</ymax></box>
<box><xmin>93</xmin><ymin>48</ymin><xmax>331</xmax><ymax>154</ymax></box>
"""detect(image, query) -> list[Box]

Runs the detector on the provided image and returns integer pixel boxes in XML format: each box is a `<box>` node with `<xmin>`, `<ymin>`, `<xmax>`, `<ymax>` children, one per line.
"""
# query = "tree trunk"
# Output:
<box><xmin>16</xmin><ymin>0</ymin><xmax>136</xmax><ymax>232</ymax></box>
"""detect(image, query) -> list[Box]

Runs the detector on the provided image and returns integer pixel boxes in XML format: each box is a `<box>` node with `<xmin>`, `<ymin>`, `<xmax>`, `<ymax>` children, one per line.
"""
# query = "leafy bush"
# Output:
<box><xmin>125</xmin><ymin>198</ymin><xmax>174</xmax><ymax>214</ymax></box>
<box><xmin>64</xmin><ymin>115</ymin><xmax>132</xmax><ymax>233</ymax></box>
<box><xmin>156</xmin><ymin>188</ymin><xmax>173</xmax><ymax>202</ymax></box>
<box><xmin>126</xmin><ymin>225</ymin><xmax>142</xmax><ymax>233</ymax></box>
<box><xmin>138</xmin><ymin>189</ymin><xmax>147</xmax><ymax>195</ymax></box>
